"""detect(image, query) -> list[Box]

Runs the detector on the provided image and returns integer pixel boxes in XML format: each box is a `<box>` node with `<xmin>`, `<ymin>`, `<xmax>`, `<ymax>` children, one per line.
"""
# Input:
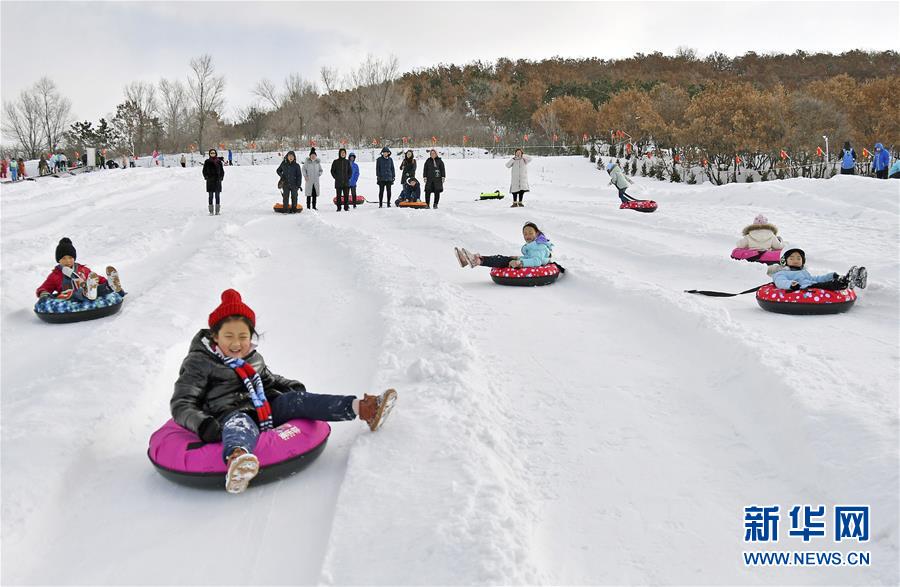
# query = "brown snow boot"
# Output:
<box><xmin>358</xmin><ymin>389</ymin><xmax>398</xmax><ymax>431</ymax></box>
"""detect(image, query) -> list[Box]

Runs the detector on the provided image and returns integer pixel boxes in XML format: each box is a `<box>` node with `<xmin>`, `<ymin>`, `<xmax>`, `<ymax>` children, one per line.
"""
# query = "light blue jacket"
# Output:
<box><xmin>772</xmin><ymin>267</ymin><xmax>836</xmax><ymax>290</ymax></box>
<box><xmin>889</xmin><ymin>159</ymin><xmax>900</xmax><ymax>177</ymax></box>
<box><xmin>519</xmin><ymin>236</ymin><xmax>553</xmax><ymax>267</ymax></box>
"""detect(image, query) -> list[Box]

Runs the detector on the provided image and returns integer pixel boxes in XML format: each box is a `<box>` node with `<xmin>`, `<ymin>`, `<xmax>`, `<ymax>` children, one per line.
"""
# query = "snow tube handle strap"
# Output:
<box><xmin>684</xmin><ymin>283</ymin><xmax>768</xmax><ymax>297</ymax></box>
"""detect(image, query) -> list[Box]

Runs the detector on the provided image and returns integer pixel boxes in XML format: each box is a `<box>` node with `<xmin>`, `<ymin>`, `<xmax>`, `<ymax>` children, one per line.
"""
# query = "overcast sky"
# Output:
<box><xmin>2</xmin><ymin>0</ymin><xmax>898</xmax><ymax>124</ymax></box>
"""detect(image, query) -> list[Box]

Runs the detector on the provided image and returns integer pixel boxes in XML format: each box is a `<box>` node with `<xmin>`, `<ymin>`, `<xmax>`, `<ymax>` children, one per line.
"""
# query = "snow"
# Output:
<box><xmin>1</xmin><ymin>156</ymin><xmax>898</xmax><ymax>585</ymax></box>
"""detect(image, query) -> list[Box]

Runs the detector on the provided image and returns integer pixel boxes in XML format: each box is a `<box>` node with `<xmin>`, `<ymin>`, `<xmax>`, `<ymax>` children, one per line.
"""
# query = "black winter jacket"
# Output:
<box><xmin>170</xmin><ymin>330</ymin><xmax>306</xmax><ymax>440</ymax></box>
<box><xmin>330</xmin><ymin>157</ymin><xmax>353</xmax><ymax>188</ymax></box>
<box><xmin>423</xmin><ymin>157</ymin><xmax>446</xmax><ymax>192</ymax></box>
<box><xmin>203</xmin><ymin>157</ymin><xmax>225</xmax><ymax>192</ymax></box>
<box><xmin>277</xmin><ymin>153</ymin><xmax>303</xmax><ymax>190</ymax></box>
<box><xmin>400</xmin><ymin>158</ymin><xmax>417</xmax><ymax>183</ymax></box>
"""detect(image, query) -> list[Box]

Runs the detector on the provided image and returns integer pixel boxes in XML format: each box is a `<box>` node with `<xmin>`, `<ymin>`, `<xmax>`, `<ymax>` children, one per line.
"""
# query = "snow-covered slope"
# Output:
<box><xmin>1</xmin><ymin>157</ymin><xmax>897</xmax><ymax>585</ymax></box>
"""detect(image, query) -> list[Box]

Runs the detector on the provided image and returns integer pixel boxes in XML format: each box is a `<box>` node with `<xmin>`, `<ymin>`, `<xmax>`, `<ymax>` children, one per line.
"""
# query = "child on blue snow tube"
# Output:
<box><xmin>454</xmin><ymin>222</ymin><xmax>553</xmax><ymax>269</ymax></box>
<box><xmin>35</xmin><ymin>237</ymin><xmax>125</xmax><ymax>302</ymax></box>
<box><xmin>772</xmin><ymin>248</ymin><xmax>867</xmax><ymax>291</ymax></box>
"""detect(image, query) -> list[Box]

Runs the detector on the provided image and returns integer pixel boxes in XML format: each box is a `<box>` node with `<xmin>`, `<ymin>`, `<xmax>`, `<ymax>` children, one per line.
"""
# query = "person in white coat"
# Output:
<box><xmin>607</xmin><ymin>160</ymin><xmax>633</xmax><ymax>203</ymax></box>
<box><xmin>736</xmin><ymin>214</ymin><xmax>784</xmax><ymax>252</ymax></box>
<box><xmin>505</xmin><ymin>148</ymin><xmax>531</xmax><ymax>207</ymax></box>
<box><xmin>301</xmin><ymin>148</ymin><xmax>323</xmax><ymax>211</ymax></box>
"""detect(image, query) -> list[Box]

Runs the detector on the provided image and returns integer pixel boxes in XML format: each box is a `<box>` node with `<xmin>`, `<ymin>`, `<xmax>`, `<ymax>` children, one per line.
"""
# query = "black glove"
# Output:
<box><xmin>832</xmin><ymin>272</ymin><xmax>840</xmax><ymax>280</ymax></box>
<box><xmin>198</xmin><ymin>417</ymin><xmax>222</xmax><ymax>443</ymax></box>
<box><xmin>789</xmin><ymin>283</ymin><xmax>800</xmax><ymax>291</ymax></box>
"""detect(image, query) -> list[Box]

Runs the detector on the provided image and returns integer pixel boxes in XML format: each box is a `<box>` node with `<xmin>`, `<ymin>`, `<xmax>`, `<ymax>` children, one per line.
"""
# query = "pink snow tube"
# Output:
<box><xmin>731</xmin><ymin>248</ymin><xmax>782</xmax><ymax>264</ymax></box>
<box><xmin>620</xmin><ymin>200</ymin><xmax>657</xmax><ymax>213</ymax></box>
<box><xmin>148</xmin><ymin>418</ymin><xmax>330</xmax><ymax>487</ymax></box>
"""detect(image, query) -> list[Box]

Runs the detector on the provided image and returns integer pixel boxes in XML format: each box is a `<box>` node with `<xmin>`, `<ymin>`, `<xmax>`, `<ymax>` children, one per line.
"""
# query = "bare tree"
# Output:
<box><xmin>188</xmin><ymin>54</ymin><xmax>225</xmax><ymax>151</ymax></box>
<box><xmin>283</xmin><ymin>74</ymin><xmax>319</xmax><ymax>144</ymax></box>
<box><xmin>33</xmin><ymin>77</ymin><xmax>72</xmax><ymax>152</ymax></box>
<box><xmin>252</xmin><ymin>78</ymin><xmax>280</xmax><ymax>111</ymax></box>
<box><xmin>2</xmin><ymin>88</ymin><xmax>43</xmax><ymax>158</ymax></box>
<box><xmin>159</xmin><ymin>78</ymin><xmax>189</xmax><ymax>150</ymax></box>
<box><xmin>350</xmin><ymin>55</ymin><xmax>401</xmax><ymax>138</ymax></box>
<box><xmin>123</xmin><ymin>81</ymin><xmax>158</xmax><ymax>153</ymax></box>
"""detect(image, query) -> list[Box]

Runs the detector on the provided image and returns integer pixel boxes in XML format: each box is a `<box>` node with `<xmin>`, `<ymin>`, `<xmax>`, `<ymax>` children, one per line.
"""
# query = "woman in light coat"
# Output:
<box><xmin>505</xmin><ymin>148</ymin><xmax>531</xmax><ymax>207</ymax></box>
<box><xmin>301</xmin><ymin>148</ymin><xmax>323</xmax><ymax>210</ymax></box>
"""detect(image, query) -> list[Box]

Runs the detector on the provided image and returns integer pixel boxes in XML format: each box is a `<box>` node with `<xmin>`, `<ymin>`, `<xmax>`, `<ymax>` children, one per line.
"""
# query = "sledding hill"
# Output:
<box><xmin>1</xmin><ymin>157</ymin><xmax>897</xmax><ymax>585</ymax></box>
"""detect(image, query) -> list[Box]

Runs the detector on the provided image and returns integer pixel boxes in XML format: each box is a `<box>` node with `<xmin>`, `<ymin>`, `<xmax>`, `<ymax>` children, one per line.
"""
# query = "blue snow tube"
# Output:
<box><xmin>34</xmin><ymin>291</ymin><xmax>125</xmax><ymax>323</ymax></box>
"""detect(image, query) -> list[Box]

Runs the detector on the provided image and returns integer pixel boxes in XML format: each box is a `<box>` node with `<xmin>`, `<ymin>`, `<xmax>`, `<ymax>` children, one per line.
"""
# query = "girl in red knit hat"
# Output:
<box><xmin>170</xmin><ymin>289</ymin><xmax>397</xmax><ymax>494</ymax></box>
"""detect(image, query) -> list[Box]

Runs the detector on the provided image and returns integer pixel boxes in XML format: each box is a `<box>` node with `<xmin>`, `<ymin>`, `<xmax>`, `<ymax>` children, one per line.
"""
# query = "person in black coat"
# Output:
<box><xmin>330</xmin><ymin>148</ymin><xmax>353</xmax><ymax>212</ymax></box>
<box><xmin>203</xmin><ymin>149</ymin><xmax>225</xmax><ymax>215</ymax></box>
<box><xmin>400</xmin><ymin>149</ymin><xmax>416</xmax><ymax>184</ymax></box>
<box><xmin>375</xmin><ymin>146</ymin><xmax>396</xmax><ymax>208</ymax></box>
<box><xmin>423</xmin><ymin>148</ymin><xmax>446</xmax><ymax>209</ymax></box>
<box><xmin>276</xmin><ymin>150</ymin><xmax>303</xmax><ymax>213</ymax></box>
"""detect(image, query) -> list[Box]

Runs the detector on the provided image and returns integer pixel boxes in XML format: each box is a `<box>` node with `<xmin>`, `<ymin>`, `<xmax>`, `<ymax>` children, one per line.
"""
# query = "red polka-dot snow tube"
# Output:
<box><xmin>620</xmin><ymin>200</ymin><xmax>657</xmax><ymax>213</ymax></box>
<box><xmin>490</xmin><ymin>263</ymin><xmax>561</xmax><ymax>287</ymax></box>
<box><xmin>755</xmin><ymin>284</ymin><xmax>857</xmax><ymax>315</ymax></box>
<box><xmin>333</xmin><ymin>195</ymin><xmax>366</xmax><ymax>205</ymax></box>
<box><xmin>731</xmin><ymin>248</ymin><xmax>781</xmax><ymax>264</ymax></box>
<box><xmin>148</xmin><ymin>419</ymin><xmax>330</xmax><ymax>488</ymax></box>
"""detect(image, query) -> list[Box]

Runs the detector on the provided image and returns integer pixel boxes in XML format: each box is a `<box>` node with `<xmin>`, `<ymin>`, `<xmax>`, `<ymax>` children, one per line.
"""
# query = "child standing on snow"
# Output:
<box><xmin>607</xmin><ymin>160</ymin><xmax>633</xmax><ymax>203</ymax></box>
<box><xmin>772</xmin><ymin>248</ymin><xmax>867</xmax><ymax>291</ymax></box>
<box><xmin>170</xmin><ymin>289</ymin><xmax>398</xmax><ymax>494</ymax></box>
<box><xmin>348</xmin><ymin>152</ymin><xmax>360</xmax><ymax>205</ymax></box>
<box><xmin>35</xmin><ymin>237</ymin><xmax>125</xmax><ymax>301</ymax></box>
<box><xmin>455</xmin><ymin>222</ymin><xmax>553</xmax><ymax>269</ymax></box>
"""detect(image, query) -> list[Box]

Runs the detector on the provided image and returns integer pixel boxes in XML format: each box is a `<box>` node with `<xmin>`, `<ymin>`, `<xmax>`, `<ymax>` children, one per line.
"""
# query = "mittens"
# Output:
<box><xmin>198</xmin><ymin>417</ymin><xmax>222</xmax><ymax>443</ymax></box>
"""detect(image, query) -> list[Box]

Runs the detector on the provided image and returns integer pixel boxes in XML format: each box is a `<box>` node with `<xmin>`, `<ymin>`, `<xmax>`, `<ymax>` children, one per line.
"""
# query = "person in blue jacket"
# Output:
<box><xmin>839</xmin><ymin>141</ymin><xmax>856</xmax><ymax>175</ymax></box>
<box><xmin>772</xmin><ymin>248</ymin><xmax>867</xmax><ymax>291</ymax></box>
<box><xmin>889</xmin><ymin>157</ymin><xmax>900</xmax><ymax>179</ymax></box>
<box><xmin>872</xmin><ymin>143</ymin><xmax>891</xmax><ymax>179</ymax></box>
<box><xmin>376</xmin><ymin>146</ymin><xmax>395</xmax><ymax>208</ymax></box>
<box><xmin>454</xmin><ymin>222</ymin><xmax>552</xmax><ymax>269</ymax></box>
<box><xmin>348</xmin><ymin>152</ymin><xmax>360</xmax><ymax>207</ymax></box>
<box><xmin>394</xmin><ymin>177</ymin><xmax>421</xmax><ymax>205</ymax></box>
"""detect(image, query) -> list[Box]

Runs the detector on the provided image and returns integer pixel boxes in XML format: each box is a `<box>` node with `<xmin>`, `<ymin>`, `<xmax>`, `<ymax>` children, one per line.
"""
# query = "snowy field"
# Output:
<box><xmin>1</xmin><ymin>156</ymin><xmax>898</xmax><ymax>585</ymax></box>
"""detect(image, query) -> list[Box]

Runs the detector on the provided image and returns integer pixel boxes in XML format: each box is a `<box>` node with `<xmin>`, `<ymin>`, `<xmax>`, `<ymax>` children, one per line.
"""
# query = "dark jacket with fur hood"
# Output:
<box><xmin>170</xmin><ymin>329</ymin><xmax>306</xmax><ymax>440</ymax></box>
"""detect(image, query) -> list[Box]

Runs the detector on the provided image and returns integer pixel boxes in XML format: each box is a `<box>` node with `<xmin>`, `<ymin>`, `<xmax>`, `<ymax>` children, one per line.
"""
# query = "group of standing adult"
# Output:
<box><xmin>200</xmin><ymin>145</ymin><xmax>536</xmax><ymax>215</ymax></box>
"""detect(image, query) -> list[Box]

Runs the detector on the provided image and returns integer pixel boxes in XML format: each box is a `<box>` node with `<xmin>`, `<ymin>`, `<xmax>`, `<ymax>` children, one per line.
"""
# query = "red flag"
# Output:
<box><xmin>402</xmin><ymin>136</ymin><xmax>408</xmax><ymax>144</ymax></box>
<box><xmin>524</xmin><ymin>134</ymin><xmax>529</xmax><ymax>142</ymax></box>
<box><xmin>816</xmin><ymin>146</ymin><xmax>823</xmax><ymax>157</ymax></box>
<box><xmin>493</xmin><ymin>134</ymin><xmax>500</xmax><ymax>143</ymax></box>
<box><xmin>673</xmin><ymin>154</ymin><xmax>680</xmax><ymax>163</ymax></box>
<box><xmin>780</xmin><ymin>149</ymin><xmax>788</xmax><ymax>160</ymax></box>
<box><xmin>647</xmin><ymin>151</ymin><xmax>653</xmax><ymax>159</ymax></box>
<box><xmin>463</xmin><ymin>135</ymin><xmax>469</xmax><ymax>144</ymax></box>
<box><xmin>340</xmin><ymin>139</ymin><xmax>347</xmax><ymax>146</ymax></box>
<box><xmin>735</xmin><ymin>155</ymin><xmax>742</xmax><ymax>164</ymax></box>
<box><xmin>702</xmin><ymin>158</ymin><xmax>708</xmax><ymax>167</ymax></box>
<box><xmin>309</xmin><ymin>139</ymin><xmax>316</xmax><ymax>147</ymax></box>
<box><xmin>625</xmin><ymin>143</ymin><xmax>633</xmax><ymax>153</ymax></box>
<box><xmin>862</xmin><ymin>148</ymin><xmax>870</xmax><ymax>158</ymax></box>
<box><xmin>372</xmin><ymin>138</ymin><xmax>379</xmax><ymax>145</ymax></box>
<box><xmin>431</xmin><ymin>136</ymin><xmax>437</xmax><ymax>145</ymax></box>
<box><xmin>582</xmin><ymin>132</ymin><xmax>588</xmax><ymax>141</ymax></box>
<box><xmin>552</xmin><ymin>133</ymin><xmax>558</xmax><ymax>142</ymax></box>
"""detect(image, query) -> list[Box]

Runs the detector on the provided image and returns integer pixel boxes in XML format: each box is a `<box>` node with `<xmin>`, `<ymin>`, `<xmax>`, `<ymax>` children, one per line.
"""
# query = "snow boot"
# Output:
<box><xmin>358</xmin><ymin>389</ymin><xmax>398</xmax><ymax>432</ymax></box>
<box><xmin>454</xmin><ymin>247</ymin><xmax>468</xmax><ymax>268</ymax></box>
<box><xmin>215</xmin><ymin>204</ymin><xmax>220</xmax><ymax>215</ymax></box>
<box><xmin>208</xmin><ymin>204</ymin><xmax>214</xmax><ymax>216</ymax></box>
<box><xmin>105</xmin><ymin>266</ymin><xmax>123</xmax><ymax>294</ymax></box>
<box><xmin>84</xmin><ymin>272</ymin><xmax>100</xmax><ymax>300</ymax></box>
<box><xmin>847</xmin><ymin>266</ymin><xmax>868</xmax><ymax>289</ymax></box>
<box><xmin>460</xmin><ymin>248</ymin><xmax>478</xmax><ymax>268</ymax></box>
<box><xmin>225</xmin><ymin>452</ymin><xmax>260</xmax><ymax>494</ymax></box>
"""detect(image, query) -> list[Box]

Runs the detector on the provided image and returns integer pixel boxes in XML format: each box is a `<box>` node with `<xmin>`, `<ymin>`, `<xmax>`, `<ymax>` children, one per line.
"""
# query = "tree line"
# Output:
<box><xmin>2</xmin><ymin>50</ymin><xmax>897</xmax><ymax>164</ymax></box>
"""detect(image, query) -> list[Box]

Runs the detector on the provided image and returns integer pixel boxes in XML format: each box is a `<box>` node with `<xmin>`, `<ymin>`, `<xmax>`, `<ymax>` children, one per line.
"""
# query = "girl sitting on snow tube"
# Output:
<box><xmin>454</xmin><ymin>222</ymin><xmax>564</xmax><ymax>285</ymax></box>
<box><xmin>731</xmin><ymin>214</ymin><xmax>784</xmax><ymax>264</ymax></box>
<box><xmin>162</xmin><ymin>289</ymin><xmax>398</xmax><ymax>494</ymax></box>
<box><xmin>772</xmin><ymin>248</ymin><xmax>866</xmax><ymax>292</ymax></box>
